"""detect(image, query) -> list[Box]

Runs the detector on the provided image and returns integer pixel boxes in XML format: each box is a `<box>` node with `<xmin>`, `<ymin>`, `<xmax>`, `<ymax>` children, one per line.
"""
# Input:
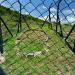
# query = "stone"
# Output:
<box><xmin>23</xmin><ymin>51</ymin><xmax>42</xmax><ymax>57</ymax></box>
<box><xmin>15</xmin><ymin>40</ymin><xmax>20</xmax><ymax>45</ymax></box>
<box><xmin>44</xmin><ymin>48</ymin><xmax>49</xmax><ymax>52</ymax></box>
<box><xmin>34</xmin><ymin>51</ymin><xmax>42</xmax><ymax>57</ymax></box>
<box><xmin>23</xmin><ymin>52</ymin><xmax>34</xmax><ymax>57</ymax></box>
<box><xmin>0</xmin><ymin>54</ymin><xmax>5</xmax><ymax>64</ymax></box>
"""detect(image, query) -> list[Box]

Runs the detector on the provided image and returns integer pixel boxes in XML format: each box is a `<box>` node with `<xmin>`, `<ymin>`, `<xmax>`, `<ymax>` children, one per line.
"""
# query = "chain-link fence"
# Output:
<box><xmin>0</xmin><ymin>0</ymin><xmax>75</xmax><ymax>75</ymax></box>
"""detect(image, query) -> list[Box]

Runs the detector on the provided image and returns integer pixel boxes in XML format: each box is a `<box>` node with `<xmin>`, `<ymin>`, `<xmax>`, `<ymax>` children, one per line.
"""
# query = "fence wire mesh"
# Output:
<box><xmin>0</xmin><ymin>0</ymin><xmax>75</xmax><ymax>75</ymax></box>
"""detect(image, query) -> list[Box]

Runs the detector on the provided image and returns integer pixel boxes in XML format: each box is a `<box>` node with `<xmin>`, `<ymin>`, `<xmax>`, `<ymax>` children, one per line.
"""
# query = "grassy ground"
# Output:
<box><xmin>0</xmin><ymin>5</ymin><xmax>75</xmax><ymax>75</ymax></box>
<box><xmin>1</xmin><ymin>23</ymin><xmax>75</xmax><ymax>75</ymax></box>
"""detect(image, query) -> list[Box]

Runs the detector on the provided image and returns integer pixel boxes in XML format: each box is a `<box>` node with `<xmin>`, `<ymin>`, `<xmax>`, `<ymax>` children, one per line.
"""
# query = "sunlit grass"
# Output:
<box><xmin>1</xmin><ymin>24</ymin><xmax>75</xmax><ymax>75</ymax></box>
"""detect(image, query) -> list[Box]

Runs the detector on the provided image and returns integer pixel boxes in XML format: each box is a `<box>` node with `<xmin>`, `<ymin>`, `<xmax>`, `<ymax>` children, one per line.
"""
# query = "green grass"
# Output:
<box><xmin>19</xmin><ymin>39</ymin><xmax>43</xmax><ymax>53</ymax></box>
<box><xmin>71</xmin><ymin>65</ymin><xmax>75</xmax><ymax>75</ymax></box>
<box><xmin>1</xmin><ymin>24</ymin><xmax>75</xmax><ymax>75</ymax></box>
<box><xmin>0</xmin><ymin>5</ymin><xmax>75</xmax><ymax>75</ymax></box>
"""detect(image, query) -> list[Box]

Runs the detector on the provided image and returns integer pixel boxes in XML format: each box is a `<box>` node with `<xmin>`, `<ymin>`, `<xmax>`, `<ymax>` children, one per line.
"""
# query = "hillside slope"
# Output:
<box><xmin>0</xmin><ymin>6</ymin><xmax>44</xmax><ymax>40</ymax></box>
<box><xmin>0</xmin><ymin>5</ymin><xmax>75</xmax><ymax>75</ymax></box>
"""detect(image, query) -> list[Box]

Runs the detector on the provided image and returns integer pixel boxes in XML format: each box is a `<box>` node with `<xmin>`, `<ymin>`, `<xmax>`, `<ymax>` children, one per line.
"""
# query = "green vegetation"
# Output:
<box><xmin>1</xmin><ymin>24</ymin><xmax>75</xmax><ymax>75</ymax></box>
<box><xmin>71</xmin><ymin>65</ymin><xmax>75</xmax><ymax>75</ymax></box>
<box><xmin>0</xmin><ymin>6</ymin><xmax>43</xmax><ymax>22</ymax></box>
<box><xmin>19</xmin><ymin>39</ymin><xmax>43</xmax><ymax>53</ymax></box>
<box><xmin>0</xmin><ymin>6</ymin><xmax>75</xmax><ymax>75</ymax></box>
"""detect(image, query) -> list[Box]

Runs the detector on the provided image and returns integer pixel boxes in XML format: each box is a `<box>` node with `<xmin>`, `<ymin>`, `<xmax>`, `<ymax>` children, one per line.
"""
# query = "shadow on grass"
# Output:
<box><xmin>0</xmin><ymin>67</ymin><xmax>6</xmax><ymax>75</ymax></box>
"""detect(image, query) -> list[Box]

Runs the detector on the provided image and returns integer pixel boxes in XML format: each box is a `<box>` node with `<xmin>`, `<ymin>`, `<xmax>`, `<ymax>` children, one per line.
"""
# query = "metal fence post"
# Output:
<box><xmin>17</xmin><ymin>0</ymin><xmax>22</xmax><ymax>33</ymax></box>
<box><xmin>65</xmin><ymin>25</ymin><xmax>75</xmax><ymax>40</ymax></box>
<box><xmin>72</xmin><ymin>40</ymin><xmax>75</xmax><ymax>53</ymax></box>
<box><xmin>19</xmin><ymin>1</ymin><xmax>22</xmax><ymax>30</ymax></box>
<box><xmin>48</xmin><ymin>3</ymin><xmax>52</xmax><ymax>29</ymax></box>
<box><xmin>56</xmin><ymin>0</ymin><xmax>60</xmax><ymax>33</ymax></box>
<box><xmin>0</xmin><ymin>20</ymin><xmax>3</xmax><ymax>54</ymax></box>
<box><xmin>56</xmin><ymin>0</ymin><xmax>63</xmax><ymax>37</ymax></box>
